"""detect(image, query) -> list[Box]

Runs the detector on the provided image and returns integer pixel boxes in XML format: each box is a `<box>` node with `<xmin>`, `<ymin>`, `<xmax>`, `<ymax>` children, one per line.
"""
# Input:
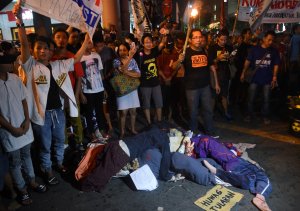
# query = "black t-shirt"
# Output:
<box><xmin>182</xmin><ymin>47</ymin><xmax>210</xmax><ymax>89</ymax></box>
<box><xmin>138</xmin><ymin>46</ymin><xmax>161</xmax><ymax>87</ymax></box>
<box><xmin>46</xmin><ymin>65</ymin><xmax>62</xmax><ymax>110</ymax></box>
<box><xmin>208</xmin><ymin>44</ymin><xmax>232</xmax><ymax>80</ymax></box>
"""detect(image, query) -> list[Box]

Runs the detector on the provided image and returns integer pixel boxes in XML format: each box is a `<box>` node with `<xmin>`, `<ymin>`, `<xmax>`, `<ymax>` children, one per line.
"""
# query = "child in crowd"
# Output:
<box><xmin>80</xmin><ymin>35</ymin><xmax>106</xmax><ymax>141</ymax></box>
<box><xmin>0</xmin><ymin>55</ymin><xmax>47</xmax><ymax>206</ymax></box>
<box><xmin>13</xmin><ymin>3</ymin><xmax>90</xmax><ymax>185</ymax></box>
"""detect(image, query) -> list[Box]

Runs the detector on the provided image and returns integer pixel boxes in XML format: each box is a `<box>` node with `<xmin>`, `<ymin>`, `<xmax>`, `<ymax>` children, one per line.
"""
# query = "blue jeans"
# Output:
<box><xmin>186</xmin><ymin>85</ymin><xmax>214</xmax><ymax>133</ymax></box>
<box><xmin>171</xmin><ymin>152</ymin><xmax>221</xmax><ymax>186</ymax></box>
<box><xmin>32</xmin><ymin>108</ymin><xmax>66</xmax><ymax>172</ymax></box>
<box><xmin>7</xmin><ymin>143</ymin><xmax>35</xmax><ymax>190</ymax></box>
<box><xmin>247</xmin><ymin>83</ymin><xmax>271</xmax><ymax>117</ymax></box>
<box><xmin>216</xmin><ymin>158</ymin><xmax>272</xmax><ymax>197</ymax></box>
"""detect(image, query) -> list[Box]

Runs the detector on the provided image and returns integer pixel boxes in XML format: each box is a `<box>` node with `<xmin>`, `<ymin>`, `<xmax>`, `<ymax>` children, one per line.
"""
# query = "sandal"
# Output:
<box><xmin>17</xmin><ymin>192</ymin><xmax>32</xmax><ymax>206</ymax></box>
<box><xmin>31</xmin><ymin>184</ymin><xmax>47</xmax><ymax>193</ymax></box>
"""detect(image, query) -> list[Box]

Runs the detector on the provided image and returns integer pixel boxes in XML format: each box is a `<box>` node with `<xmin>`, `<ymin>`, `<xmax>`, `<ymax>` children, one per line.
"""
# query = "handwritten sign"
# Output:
<box><xmin>194</xmin><ymin>185</ymin><xmax>243</xmax><ymax>211</ymax></box>
<box><xmin>21</xmin><ymin>0</ymin><xmax>101</xmax><ymax>38</ymax></box>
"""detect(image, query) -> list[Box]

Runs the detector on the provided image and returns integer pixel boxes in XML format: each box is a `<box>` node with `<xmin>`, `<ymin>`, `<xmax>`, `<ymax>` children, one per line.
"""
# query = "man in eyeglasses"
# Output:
<box><xmin>173</xmin><ymin>29</ymin><xmax>217</xmax><ymax>137</ymax></box>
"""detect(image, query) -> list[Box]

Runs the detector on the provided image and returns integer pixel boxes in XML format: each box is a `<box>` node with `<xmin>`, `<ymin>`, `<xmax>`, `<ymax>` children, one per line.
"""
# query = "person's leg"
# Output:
<box><xmin>7</xmin><ymin>149</ymin><xmax>26</xmax><ymax>192</ymax></box>
<box><xmin>186</xmin><ymin>89</ymin><xmax>201</xmax><ymax>132</ymax></box>
<box><xmin>246</xmin><ymin>83</ymin><xmax>258</xmax><ymax>120</ymax></box>
<box><xmin>199</xmin><ymin>86</ymin><xmax>214</xmax><ymax>134</ymax></box>
<box><xmin>262</xmin><ymin>84</ymin><xmax>271</xmax><ymax>124</ymax></box>
<box><xmin>171</xmin><ymin>153</ymin><xmax>216</xmax><ymax>186</ymax></box>
<box><xmin>129</xmin><ymin>108</ymin><xmax>137</xmax><ymax>134</ymax></box>
<box><xmin>252</xmin><ymin>194</ymin><xmax>272</xmax><ymax>211</ymax></box>
<box><xmin>203</xmin><ymin>160</ymin><xmax>251</xmax><ymax>189</ymax></box>
<box><xmin>152</xmin><ymin>85</ymin><xmax>163</xmax><ymax>122</ymax></box>
<box><xmin>138</xmin><ymin>148</ymin><xmax>162</xmax><ymax>178</ymax></box>
<box><xmin>84</xmin><ymin>93</ymin><xmax>97</xmax><ymax>138</ymax></box>
<box><xmin>51</xmin><ymin>108</ymin><xmax>66</xmax><ymax>169</ymax></box>
<box><xmin>119</xmin><ymin>109</ymin><xmax>128</xmax><ymax>138</ymax></box>
<box><xmin>7</xmin><ymin>148</ymin><xmax>33</xmax><ymax>205</ymax></box>
<box><xmin>19</xmin><ymin>144</ymin><xmax>35</xmax><ymax>185</ymax></box>
<box><xmin>94</xmin><ymin>92</ymin><xmax>106</xmax><ymax>134</ymax></box>
<box><xmin>32</xmin><ymin>111</ymin><xmax>53</xmax><ymax>173</ymax></box>
<box><xmin>69</xmin><ymin>106</ymin><xmax>84</xmax><ymax>145</ymax></box>
<box><xmin>140</xmin><ymin>87</ymin><xmax>152</xmax><ymax>125</ymax></box>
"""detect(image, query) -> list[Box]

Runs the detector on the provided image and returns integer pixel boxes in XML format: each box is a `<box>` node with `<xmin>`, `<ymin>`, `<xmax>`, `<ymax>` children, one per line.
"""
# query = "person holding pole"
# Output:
<box><xmin>173</xmin><ymin>29</ymin><xmax>216</xmax><ymax>137</ymax></box>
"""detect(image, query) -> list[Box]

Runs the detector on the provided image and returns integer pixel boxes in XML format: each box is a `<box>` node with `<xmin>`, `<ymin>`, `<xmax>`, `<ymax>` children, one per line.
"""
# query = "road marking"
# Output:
<box><xmin>216</xmin><ymin>122</ymin><xmax>300</xmax><ymax>145</ymax></box>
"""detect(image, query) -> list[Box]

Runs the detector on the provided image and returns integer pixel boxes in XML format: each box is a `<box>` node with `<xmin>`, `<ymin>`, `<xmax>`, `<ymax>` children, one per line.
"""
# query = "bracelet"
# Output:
<box><xmin>16</xmin><ymin>23</ymin><xmax>25</xmax><ymax>28</ymax></box>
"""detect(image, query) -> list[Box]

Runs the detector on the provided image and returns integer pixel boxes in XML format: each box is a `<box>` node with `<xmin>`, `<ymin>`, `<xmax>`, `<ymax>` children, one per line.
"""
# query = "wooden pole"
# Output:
<box><xmin>232</xmin><ymin>0</ymin><xmax>241</xmax><ymax>36</ymax></box>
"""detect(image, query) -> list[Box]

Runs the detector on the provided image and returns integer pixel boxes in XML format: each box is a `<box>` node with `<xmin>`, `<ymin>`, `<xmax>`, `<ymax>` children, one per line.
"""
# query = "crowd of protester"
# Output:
<box><xmin>0</xmin><ymin>2</ymin><xmax>300</xmax><ymax>209</ymax></box>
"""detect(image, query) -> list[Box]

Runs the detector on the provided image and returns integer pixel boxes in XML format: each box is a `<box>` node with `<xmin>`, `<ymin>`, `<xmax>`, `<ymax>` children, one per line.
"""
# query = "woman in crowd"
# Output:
<box><xmin>113</xmin><ymin>42</ymin><xmax>140</xmax><ymax>138</ymax></box>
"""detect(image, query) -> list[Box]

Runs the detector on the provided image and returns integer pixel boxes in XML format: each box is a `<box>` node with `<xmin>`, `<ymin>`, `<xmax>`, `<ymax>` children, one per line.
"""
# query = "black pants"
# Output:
<box><xmin>83</xmin><ymin>92</ymin><xmax>105</xmax><ymax>133</ymax></box>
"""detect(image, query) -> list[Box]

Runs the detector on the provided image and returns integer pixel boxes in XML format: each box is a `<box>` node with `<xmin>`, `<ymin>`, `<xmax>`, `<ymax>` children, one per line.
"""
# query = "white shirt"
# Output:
<box><xmin>0</xmin><ymin>73</ymin><xmax>33</xmax><ymax>152</ymax></box>
<box><xmin>21</xmin><ymin>56</ymin><xmax>77</xmax><ymax>125</ymax></box>
<box><xmin>80</xmin><ymin>52</ymin><xmax>104</xmax><ymax>93</ymax></box>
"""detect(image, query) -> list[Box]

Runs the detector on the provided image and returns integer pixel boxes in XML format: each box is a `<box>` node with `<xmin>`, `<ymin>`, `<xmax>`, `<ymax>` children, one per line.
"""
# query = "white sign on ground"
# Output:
<box><xmin>130</xmin><ymin>164</ymin><xmax>158</xmax><ymax>191</ymax></box>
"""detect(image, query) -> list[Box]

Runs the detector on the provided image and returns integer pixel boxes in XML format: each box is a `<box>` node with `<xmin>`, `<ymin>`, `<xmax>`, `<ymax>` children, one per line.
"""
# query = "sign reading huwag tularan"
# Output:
<box><xmin>238</xmin><ymin>0</ymin><xmax>300</xmax><ymax>23</ymax></box>
<box><xmin>20</xmin><ymin>0</ymin><xmax>102</xmax><ymax>38</ymax></box>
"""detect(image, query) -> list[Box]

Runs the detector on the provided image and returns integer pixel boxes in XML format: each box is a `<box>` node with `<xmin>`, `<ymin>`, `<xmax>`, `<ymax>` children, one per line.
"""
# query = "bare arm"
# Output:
<box><xmin>172</xmin><ymin>53</ymin><xmax>185</xmax><ymax>71</ymax></box>
<box><xmin>73</xmin><ymin>33</ymin><xmax>90</xmax><ymax>63</ymax></box>
<box><xmin>20</xmin><ymin>99</ymin><xmax>30</xmax><ymax>133</ymax></box>
<box><xmin>210</xmin><ymin>65</ymin><xmax>220</xmax><ymax>94</ymax></box>
<box><xmin>13</xmin><ymin>3</ymin><xmax>30</xmax><ymax>64</ymax></box>
<box><xmin>74</xmin><ymin>77</ymin><xmax>82</xmax><ymax>101</ymax></box>
<box><xmin>240</xmin><ymin>60</ymin><xmax>251</xmax><ymax>82</ymax></box>
<box><xmin>158</xmin><ymin>35</ymin><xmax>167</xmax><ymax>51</ymax></box>
<box><xmin>271</xmin><ymin>65</ymin><xmax>279</xmax><ymax>89</ymax></box>
<box><xmin>123</xmin><ymin>70</ymin><xmax>141</xmax><ymax>78</ymax></box>
<box><xmin>0</xmin><ymin>114</ymin><xmax>24</xmax><ymax>137</ymax></box>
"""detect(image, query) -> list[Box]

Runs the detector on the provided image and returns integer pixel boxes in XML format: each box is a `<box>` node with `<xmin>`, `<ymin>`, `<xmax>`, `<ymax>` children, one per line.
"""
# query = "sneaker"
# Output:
<box><xmin>263</xmin><ymin>118</ymin><xmax>271</xmax><ymax>125</ymax></box>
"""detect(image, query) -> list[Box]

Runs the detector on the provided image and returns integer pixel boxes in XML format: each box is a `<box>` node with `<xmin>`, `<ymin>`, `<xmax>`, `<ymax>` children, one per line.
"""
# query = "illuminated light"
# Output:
<box><xmin>22</xmin><ymin>10</ymin><xmax>33</xmax><ymax>20</ymax></box>
<box><xmin>191</xmin><ymin>8</ymin><xmax>198</xmax><ymax>17</ymax></box>
<box><xmin>283</xmin><ymin>23</ymin><xmax>286</xmax><ymax>31</ymax></box>
<box><xmin>189</xmin><ymin>4</ymin><xmax>192</xmax><ymax>8</ymax></box>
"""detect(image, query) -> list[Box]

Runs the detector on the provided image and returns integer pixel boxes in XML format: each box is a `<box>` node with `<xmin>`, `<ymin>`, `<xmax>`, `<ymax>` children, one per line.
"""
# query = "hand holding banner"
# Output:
<box><xmin>19</xmin><ymin>0</ymin><xmax>102</xmax><ymax>38</ymax></box>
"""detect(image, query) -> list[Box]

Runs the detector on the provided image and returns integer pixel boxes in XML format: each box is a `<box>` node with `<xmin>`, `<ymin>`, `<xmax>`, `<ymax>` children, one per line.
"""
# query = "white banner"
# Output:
<box><xmin>21</xmin><ymin>0</ymin><xmax>102</xmax><ymax>38</ymax></box>
<box><xmin>249</xmin><ymin>0</ymin><xmax>272</xmax><ymax>30</ymax></box>
<box><xmin>131</xmin><ymin>0</ymin><xmax>152</xmax><ymax>38</ymax></box>
<box><xmin>238</xmin><ymin>0</ymin><xmax>300</xmax><ymax>23</ymax></box>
